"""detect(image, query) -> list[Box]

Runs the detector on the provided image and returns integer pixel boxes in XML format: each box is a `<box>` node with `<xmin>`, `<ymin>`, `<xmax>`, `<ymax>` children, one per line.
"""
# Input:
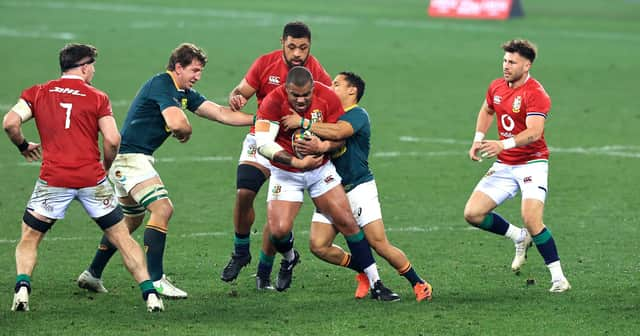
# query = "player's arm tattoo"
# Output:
<box><xmin>273</xmin><ymin>150</ymin><xmax>294</xmax><ymax>166</ymax></box>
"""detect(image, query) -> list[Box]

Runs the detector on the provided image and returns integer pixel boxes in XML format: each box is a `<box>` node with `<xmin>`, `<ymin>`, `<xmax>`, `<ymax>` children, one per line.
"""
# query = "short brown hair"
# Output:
<box><xmin>166</xmin><ymin>43</ymin><xmax>208</xmax><ymax>71</ymax></box>
<box><xmin>59</xmin><ymin>43</ymin><xmax>98</xmax><ymax>72</ymax></box>
<box><xmin>502</xmin><ymin>39</ymin><xmax>537</xmax><ymax>63</ymax></box>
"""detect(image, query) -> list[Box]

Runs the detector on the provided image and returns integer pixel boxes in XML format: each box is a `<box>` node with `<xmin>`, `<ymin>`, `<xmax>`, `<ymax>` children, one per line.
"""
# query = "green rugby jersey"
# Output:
<box><xmin>331</xmin><ymin>105</ymin><xmax>374</xmax><ymax>192</ymax></box>
<box><xmin>119</xmin><ymin>72</ymin><xmax>206</xmax><ymax>155</ymax></box>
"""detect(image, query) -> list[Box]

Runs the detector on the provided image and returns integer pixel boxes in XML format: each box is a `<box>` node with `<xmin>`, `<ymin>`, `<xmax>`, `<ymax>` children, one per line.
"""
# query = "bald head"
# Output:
<box><xmin>286</xmin><ymin>66</ymin><xmax>313</xmax><ymax>87</ymax></box>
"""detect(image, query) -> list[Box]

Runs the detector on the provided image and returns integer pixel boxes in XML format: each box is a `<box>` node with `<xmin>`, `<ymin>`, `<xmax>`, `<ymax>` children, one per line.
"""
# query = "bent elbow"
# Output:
<box><xmin>2</xmin><ymin>114</ymin><xmax>19</xmax><ymax>134</ymax></box>
<box><xmin>170</xmin><ymin>121</ymin><xmax>192</xmax><ymax>136</ymax></box>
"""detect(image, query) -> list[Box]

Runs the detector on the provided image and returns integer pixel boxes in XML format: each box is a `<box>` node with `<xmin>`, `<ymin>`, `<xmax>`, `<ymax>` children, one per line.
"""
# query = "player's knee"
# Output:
<box><xmin>331</xmin><ymin>211</ymin><xmax>358</xmax><ymax>231</ymax></box>
<box><xmin>151</xmin><ymin>202</ymin><xmax>174</xmax><ymax>221</ymax></box>
<box><xmin>22</xmin><ymin>209</ymin><xmax>55</xmax><ymax>234</ymax></box>
<box><xmin>236</xmin><ymin>164</ymin><xmax>267</xmax><ymax>193</ymax></box>
<box><xmin>269</xmin><ymin>228</ymin><xmax>287</xmax><ymax>239</ymax></box>
<box><xmin>236</xmin><ymin>188</ymin><xmax>258</xmax><ymax>209</ymax></box>
<box><xmin>521</xmin><ymin>214</ymin><xmax>542</xmax><ymax>230</ymax></box>
<box><xmin>367</xmin><ymin>236</ymin><xmax>390</xmax><ymax>255</ymax></box>
<box><xmin>309</xmin><ymin>239</ymin><xmax>329</xmax><ymax>258</ymax></box>
<box><xmin>463</xmin><ymin>205</ymin><xmax>484</xmax><ymax>226</ymax></box>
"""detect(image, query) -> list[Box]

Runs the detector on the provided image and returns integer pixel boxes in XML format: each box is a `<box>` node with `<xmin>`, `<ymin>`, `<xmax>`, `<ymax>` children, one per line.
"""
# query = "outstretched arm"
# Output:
<box><xmin>3</xmin><ymin>100</ymin><xmax>41</xmax><ymax>162</ymax></box>
<box><xmin>195</xmin><ymin>101</ymin><xmax>254</xmax><ymax>126</ymax></box>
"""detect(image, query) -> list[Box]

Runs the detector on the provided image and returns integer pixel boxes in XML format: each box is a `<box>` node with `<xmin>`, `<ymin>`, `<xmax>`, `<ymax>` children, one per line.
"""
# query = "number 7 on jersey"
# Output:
<box><xmin>60</xmin><ymin>102</ymin><xmax>72</xmax><ymax>129</ymax></box>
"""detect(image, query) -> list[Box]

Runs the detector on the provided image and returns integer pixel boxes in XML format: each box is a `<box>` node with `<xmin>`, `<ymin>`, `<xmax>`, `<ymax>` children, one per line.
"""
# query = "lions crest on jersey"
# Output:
<box><xmin>310</xmin><ymin>109</ymin><xmax>323</xmax><ymax>123</ymax></box>
<box><xmin>512</xmin><ymin>96</ymin><xmax>522</xmax><ymax>113</ymax></box>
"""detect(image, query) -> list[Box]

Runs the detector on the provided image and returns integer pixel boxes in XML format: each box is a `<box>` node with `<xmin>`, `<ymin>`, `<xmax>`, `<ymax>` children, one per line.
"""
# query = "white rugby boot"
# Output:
<box><xmin>146</xmin><ymin>293</ymin><xmax>165</xmax><ymax>312</ymax></box>
<box><xmin>153</xmin><ymin>274</ymin><xmax>187</xmax><ymax>299</ymax></box>
<box><xmin>11</xmin><ymin>287</ymin><xmax>29</xmax><ymax>312</ymax></box>
<box><xmin>549</xmin><ymin>278</ymin><xmax>572</xmax><ymax>293</ymax></box>
<box><xmin>511</xmin><ymin>229</ymin><xmax>532</xmax><ymax>273</ymax></box>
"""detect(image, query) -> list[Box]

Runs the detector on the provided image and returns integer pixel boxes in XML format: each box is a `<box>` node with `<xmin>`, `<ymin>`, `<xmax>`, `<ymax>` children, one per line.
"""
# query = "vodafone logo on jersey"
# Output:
<box><xmin>49</xmin><ymin>87</ymin><xmax>86</xmax><ymax>96</ymax></box>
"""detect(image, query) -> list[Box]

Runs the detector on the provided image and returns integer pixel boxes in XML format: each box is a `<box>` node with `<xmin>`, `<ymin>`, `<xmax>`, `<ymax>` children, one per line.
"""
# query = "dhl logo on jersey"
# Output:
<box><xmin>49</xmin><ymin>87</ymin><xmax>86</xmax><ymax>96</ymax></box>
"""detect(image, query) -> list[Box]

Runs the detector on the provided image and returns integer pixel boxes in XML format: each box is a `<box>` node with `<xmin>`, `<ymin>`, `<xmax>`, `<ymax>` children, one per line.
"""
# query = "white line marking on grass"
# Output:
<box><xmin>0</xmin><ymin>26</ymin><xmax>75</xmax><ymax>40</ymax></box>
<box><xmin>399</xmin><ymin>136</ymin><xmax>640</xmax><ymax>159</ymax></box>
<box><xmin>4</xmin><ymin>1</ymin><xmax>639</xmax><ymax>42</ymax></box>
<box><xmin>9</xmin><ymin>156</ymin><xmax>233</xmax><ymax>168</ymax></box>
<box><xmin>0</xmin><ymin>225</ymin><xmax>470</xmax><ymax>245</ymax></box>
<box><xmin>373</xmin><ymin>151</ymin><xmax>463</xmax><ymax>158</ymax></box>
<box><xmin>155</xmin><ymin>156</ymin><xmax>233</xmax><ymax>163</ymax></box>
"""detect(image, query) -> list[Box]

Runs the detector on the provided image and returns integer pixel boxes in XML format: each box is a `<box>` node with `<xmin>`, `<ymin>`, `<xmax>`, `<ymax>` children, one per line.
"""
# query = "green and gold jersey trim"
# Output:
<box><xmin>166</xmin><ymin>71</ymin><xmax>183</xmax><ymax>92</ymax></box>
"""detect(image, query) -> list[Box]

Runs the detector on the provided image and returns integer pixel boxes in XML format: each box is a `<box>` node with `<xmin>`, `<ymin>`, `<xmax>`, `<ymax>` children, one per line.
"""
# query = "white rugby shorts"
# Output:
<box><xmin>313</xmin><ymin>179</ymin><xmax>382</xmax><ymax>228</ymax></box>
<box><xmin>267</xmin><ymin>160</ymin><xmax>342</xmax><ymax>202</ymax></box>
<box><xmin>238</xmin><ymin>133</ymin><xmax>273</xmax><ymax>169</ymax></box>
<box><xmin>474</xmin><ymin>161</ymin><xmax>549</xmax><ymax>205</ymax></box>
<box><xmin>26</xmin><ymin>177</ymin><xmax>118</xmax><ymax>219</ymax></box>
<box><xmin>109</xmin><ymin>153</ymin><xmax>159</xmax><ymax>198</ymax></box>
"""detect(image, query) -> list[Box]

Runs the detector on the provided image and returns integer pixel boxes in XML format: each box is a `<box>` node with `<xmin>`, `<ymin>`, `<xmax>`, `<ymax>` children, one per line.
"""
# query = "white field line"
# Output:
<box><xmin>3</xmin><ymin>137</ymin><xmax>639</xmax><ymax>169</ymax></box>
<box><xmin>0</xmin><ymin>27</ymin><xmax>75</xmax><ymax>40</ymax></box>
<box><xmin>0</xmin><ymin>225</ymin><xmax>473</xmax><ymax>245</ymax></box>
<box><xmin>2</xmin><ymin>1</ymin><xmax>639</xmax><ymax>42</ymax></box>
<box><xmin>398</xmin><ymin>136</ymin><xmax>640</xmax><ymax>158</ymax></box>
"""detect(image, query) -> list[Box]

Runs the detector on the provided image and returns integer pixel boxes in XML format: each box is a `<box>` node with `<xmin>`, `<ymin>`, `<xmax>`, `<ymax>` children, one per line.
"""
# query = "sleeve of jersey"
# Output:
<box><xmin>526</xmin><ymin>88</ymin><xmax>551</xmax><ymax>118</ymax></box>
<box><xmin>19</xmin><ymin>85</ymin><xmax>39</xmax><ymax>109</ymax></box>
<box><xmin>186</xmin><ymin>89</ymin><xmax>207</xmax><ymax>112</ymax></box>
<box><xmin>485</xmin><ymin>85</ymin><xmax>494</xmax><ymax>110</ymax></box>
<box><xmin>97</xmin><ymin>93</ymin><xmax>113</xmax><ymax>118</ymax></box>
<box><xmin>149</xmin><ymin>78</ymin><xmax>180</xmax><ymax>112</ymax></box>
<box><xmin>339</xmin><ymin>109</ymin><xmax>367</xmax><ymax>133</ymax></box>
<box><xmin>256</xmin><ymin>92</ymin><xmax>281</xmax><ymax>122</ymax></box>
<box><xmin>245</xmin><ymin>56</ymin><xmax>264</xmax><ymax>90</ymax></box>
<box><xmin>310</xmin><ymin>58</ymin><xmax>332</xmax><ymax>86</ymax></box>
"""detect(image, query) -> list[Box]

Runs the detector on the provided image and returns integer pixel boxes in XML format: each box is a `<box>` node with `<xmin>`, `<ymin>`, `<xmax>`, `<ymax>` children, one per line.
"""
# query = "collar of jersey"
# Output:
<box><xmin>344</xmin><ymin>104</ymin><xmax>358</xmax><ymax>112</ymax></box>
<box><xmin>61</xmin><ymin>75</ymin><xmax>84</xmax><ymax>80</ymax></box>
<box><xmin>166</xmin><ymin>71</ymin><xmax>184</xmax><ymax>92</ymax></box>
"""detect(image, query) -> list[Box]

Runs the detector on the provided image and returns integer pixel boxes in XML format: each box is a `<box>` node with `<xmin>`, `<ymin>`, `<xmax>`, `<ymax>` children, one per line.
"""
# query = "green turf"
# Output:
<box><xmin>0</xmin><ymin>0</ymin><xmax>638</xmax><ymax>335</ymax></box>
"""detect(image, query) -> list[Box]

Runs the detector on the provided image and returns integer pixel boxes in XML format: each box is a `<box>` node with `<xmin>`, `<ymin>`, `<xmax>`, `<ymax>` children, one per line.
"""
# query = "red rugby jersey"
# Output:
<box><xmin>21</xmin><ymin>75</ymin><xmax>112</xmax><ymax>188</ymax></box>
<box><xmin>245</xmin><ymin>49</ymin><xmax>331</xmax><ymax>134</ymax></box>
<box><xmin>485</xmin><ymin>76</ymin><xmax>551</xmax><ymax>164</ymax></box>
<box><xmin>257</xmin><ymin>82</ymin><xmax>343</xmax><ymax>172</ymax></box>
